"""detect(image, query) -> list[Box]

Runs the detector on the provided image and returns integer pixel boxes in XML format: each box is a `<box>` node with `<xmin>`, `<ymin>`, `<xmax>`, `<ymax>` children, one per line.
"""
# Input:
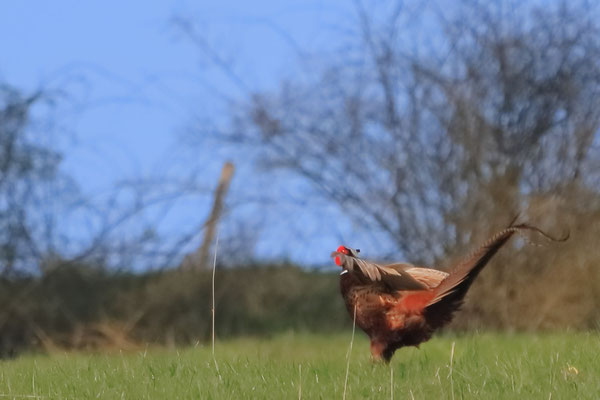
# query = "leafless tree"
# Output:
<box><xmin>0</xmin><ymin>83</ymin><xmax>224</xmax><ymax>274</ymax></box>
<box><xmin>195</xmin><ymin>0</ymin><xmax>600</xmax><ymax>266</ymax></box>
<box><xmin>0</xmin><ymin>85</ymin><xmax>81</xmax><ymax>273</ymax></box>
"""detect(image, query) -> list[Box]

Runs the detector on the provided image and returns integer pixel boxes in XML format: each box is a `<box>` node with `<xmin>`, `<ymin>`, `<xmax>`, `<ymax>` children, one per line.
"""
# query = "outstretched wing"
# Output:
<box><xmin>332</xmin><ymin>252</ymin><xmax>428</xmax><ymax>291</ymax></box>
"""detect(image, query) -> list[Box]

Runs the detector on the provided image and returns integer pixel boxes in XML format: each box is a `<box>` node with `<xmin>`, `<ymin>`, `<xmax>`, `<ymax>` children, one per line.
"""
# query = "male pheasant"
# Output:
<box><xmin>331</xmin><ymin>222</ymin><xmax>566</xmax><ymax>362</ymax></box>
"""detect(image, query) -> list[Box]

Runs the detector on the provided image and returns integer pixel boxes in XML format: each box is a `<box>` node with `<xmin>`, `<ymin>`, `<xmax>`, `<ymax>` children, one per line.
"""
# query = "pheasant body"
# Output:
<box><xmin>339</xmin><ymin>266</ymin><xmax>441</xmax><ymax>361</ymax></box>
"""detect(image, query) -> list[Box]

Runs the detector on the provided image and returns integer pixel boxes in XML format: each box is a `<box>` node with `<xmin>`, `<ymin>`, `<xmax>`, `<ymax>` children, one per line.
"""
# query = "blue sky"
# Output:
<box><xmin>0</xmin><ymin>0</ymin><xmax>365</xmax><ymax>266</ymax></box>
<box><xmin>0</xmin><ymin>1</ymin><xmax>345</xmax><ymax>184</ymax></box>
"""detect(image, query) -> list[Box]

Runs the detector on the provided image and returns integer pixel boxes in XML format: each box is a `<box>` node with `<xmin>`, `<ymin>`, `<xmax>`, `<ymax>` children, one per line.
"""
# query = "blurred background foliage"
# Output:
<box><xmin>1</xmin><ymin>0</ymin><xmax>600</xmax><ymax>356</ymax></box>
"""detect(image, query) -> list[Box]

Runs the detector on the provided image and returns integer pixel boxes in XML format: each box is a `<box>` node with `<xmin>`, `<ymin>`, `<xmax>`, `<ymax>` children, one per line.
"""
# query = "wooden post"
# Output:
<box><xmin>182</xmin><ymin>161</ymin><xmax>235</xmax><ymax>270</ymax></box>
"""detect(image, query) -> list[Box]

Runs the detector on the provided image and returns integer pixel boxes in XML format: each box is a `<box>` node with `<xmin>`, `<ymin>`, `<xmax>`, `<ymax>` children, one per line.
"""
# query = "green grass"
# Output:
<box><xmin>0</xmin><ymin>332</ymin><xmax>599</xmax><ymax>399</ymax></box>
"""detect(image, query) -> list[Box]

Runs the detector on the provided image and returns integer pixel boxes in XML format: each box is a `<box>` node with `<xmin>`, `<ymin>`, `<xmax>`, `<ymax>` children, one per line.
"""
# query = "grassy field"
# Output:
<box><xmin>0</xmin><ymin>332</ymin><xmax>598</xmax><ymax>399</ymax></box>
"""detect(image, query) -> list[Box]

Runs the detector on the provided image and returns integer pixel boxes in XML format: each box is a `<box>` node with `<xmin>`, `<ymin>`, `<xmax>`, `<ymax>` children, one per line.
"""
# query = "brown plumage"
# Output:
<box><xmin>331</xmin><ymin>222</ymin><xmax>567</xmax><ymax>362</ymax></box>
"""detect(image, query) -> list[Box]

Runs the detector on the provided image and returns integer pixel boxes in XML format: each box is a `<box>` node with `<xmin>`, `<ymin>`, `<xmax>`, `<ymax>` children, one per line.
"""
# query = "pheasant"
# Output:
<box><xmin>331</xmin><ymin>222</ymin><xmax>567</xmax><ymax>362</ymax></box>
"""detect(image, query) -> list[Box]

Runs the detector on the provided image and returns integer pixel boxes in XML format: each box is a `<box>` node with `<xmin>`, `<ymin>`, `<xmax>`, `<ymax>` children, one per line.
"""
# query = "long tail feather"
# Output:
<box><xmin>424</xmin><ymin>222</ymin><xmax>567</xmax><ymax>329</ymax></box>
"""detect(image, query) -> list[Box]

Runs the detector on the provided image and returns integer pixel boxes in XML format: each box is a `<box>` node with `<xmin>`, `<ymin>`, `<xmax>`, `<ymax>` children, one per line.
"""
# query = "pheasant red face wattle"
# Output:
<box><xmin>336</xmin><ymin>245</ymin><xmax>349</xmax><ymax>254</ymax></box>
<box><xmin>335</xmin><ymin>245</ymin><xmax>349</xmax><ymax>266</ymax></box>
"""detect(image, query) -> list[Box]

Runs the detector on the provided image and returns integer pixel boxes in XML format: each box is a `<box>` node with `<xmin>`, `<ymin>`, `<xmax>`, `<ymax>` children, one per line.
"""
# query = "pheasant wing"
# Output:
<box><xmin>332</xmin><ymin>253</ymin><xmax>428</xmax><ymax>291</ymax></box>
<box><xmin>401</xmin><ymin>266</ymin><xmax>449</xmax><ymax>289</ymax></box>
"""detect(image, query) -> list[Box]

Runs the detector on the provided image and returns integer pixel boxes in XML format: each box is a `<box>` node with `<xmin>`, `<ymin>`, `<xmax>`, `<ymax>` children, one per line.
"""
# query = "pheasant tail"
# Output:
<box><xmin>424</xmin><ymin>223</ymin><xmax>550</xmax><ymax>330</ymax></box>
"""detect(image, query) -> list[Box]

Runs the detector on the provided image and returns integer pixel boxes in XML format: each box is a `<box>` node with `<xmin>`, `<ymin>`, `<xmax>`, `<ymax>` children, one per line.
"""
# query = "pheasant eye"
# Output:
<box><xmin>336</xmin><ymin>245</ymin><xmax>349</xmax><ymax>254</ymax></box>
